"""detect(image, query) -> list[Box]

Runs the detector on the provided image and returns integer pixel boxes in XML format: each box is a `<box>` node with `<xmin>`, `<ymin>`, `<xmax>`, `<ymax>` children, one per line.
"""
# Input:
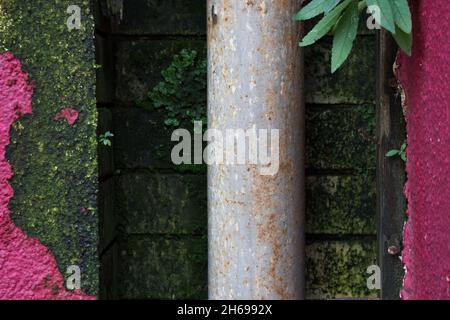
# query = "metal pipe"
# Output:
<box><xmin>207</xmin><ymin>0</ymin><xmax>305</xmax><ymax>300</ymax></box>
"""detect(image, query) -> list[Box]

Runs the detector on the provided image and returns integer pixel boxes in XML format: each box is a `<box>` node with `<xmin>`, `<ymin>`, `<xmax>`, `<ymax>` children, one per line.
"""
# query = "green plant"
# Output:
<box><xmin>295</xmin><ymin>0</ymin><xmax>412</xmax><ymax>72</ymax></box>
<box><xmin>140</xmin><ymin>49</ymin><xmax>207</xmax><ymax>127</ymax></box>
<box><xmin>386</xmin><ymin>141</ymin><xmax>406</xmax><ymax>161</ymax></box>
<box><xmin>99</xmin><ymin>131</ymin><xmax>114</xmax><ymax>147</ymax></box>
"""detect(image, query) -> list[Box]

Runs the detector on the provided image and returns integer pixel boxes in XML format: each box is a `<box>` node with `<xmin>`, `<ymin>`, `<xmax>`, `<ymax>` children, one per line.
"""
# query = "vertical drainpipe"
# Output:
<box><xmin>207</xmin><ymin>0</ymin><xmax>305</xmax><ymax>299</ymax></box>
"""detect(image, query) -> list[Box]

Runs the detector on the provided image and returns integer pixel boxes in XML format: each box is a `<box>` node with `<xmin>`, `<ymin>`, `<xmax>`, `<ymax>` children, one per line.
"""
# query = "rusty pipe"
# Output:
<box><xmin>207</xmin><ymin>0</ymin><xmax>305</xmax><ymax>299</ymax></box>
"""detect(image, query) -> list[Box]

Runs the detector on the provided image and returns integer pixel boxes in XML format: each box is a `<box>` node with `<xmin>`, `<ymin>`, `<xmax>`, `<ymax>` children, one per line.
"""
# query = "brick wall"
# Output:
<box><xmin>96</xmin><ymin>0</ymin><xmax>207</xmax><ymax>299</ymax></box>
<box><xmin>304</xmin><ymin>22</ymin><xmax>378</xmax><ymax>298</ymax></box>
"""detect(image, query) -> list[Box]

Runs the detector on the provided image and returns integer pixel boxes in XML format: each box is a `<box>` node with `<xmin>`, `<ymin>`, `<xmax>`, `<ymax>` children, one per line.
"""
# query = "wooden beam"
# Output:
<box><xmin>376</xmin><ymin>30</ymin><xmax>407</xmax><ymax>300</ymax></box>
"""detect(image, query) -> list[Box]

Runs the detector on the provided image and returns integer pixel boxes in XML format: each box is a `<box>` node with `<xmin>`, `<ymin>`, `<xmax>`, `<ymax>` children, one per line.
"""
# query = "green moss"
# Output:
<box><xmin>115</xmin><ymin>236</ymin><xmax>207</xmax><ymax>299</ymax></box>
<box><xmin>306</xmin><ymin>105</ymin><xmax>376</xmax><ymax>173</ymax></box>
<box><xmin>114</xmin><ymin>174</ymin><xmax>207</xmax><ymax>235</ymax></box>
<box><xmin>306</xmin><ymin>175</ymin><xmax>376</xmax><ymax>235</ymax></box>
<box><xmin>306</xmin><ymin>241</ymin><xmax>378</xmax><ymax>299</ymax></box>
<box><xmin>1</xmin><ymin>0</ymin><xmax>98</xmax><ymax>295</ymax></box>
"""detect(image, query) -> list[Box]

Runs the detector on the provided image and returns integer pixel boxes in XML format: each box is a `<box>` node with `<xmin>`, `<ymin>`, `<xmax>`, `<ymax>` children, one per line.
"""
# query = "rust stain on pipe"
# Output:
<box><xmin>208</xmin><ymin>0</ymin><xmax>305</xmax><ymax>299</ymax></box>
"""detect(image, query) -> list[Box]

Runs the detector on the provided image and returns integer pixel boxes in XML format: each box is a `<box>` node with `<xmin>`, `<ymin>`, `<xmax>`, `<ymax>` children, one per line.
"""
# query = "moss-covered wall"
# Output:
<box><xmin>0</xmin><ymin>0</ymin><xmax>98</xmax><ymax>297</ymax></box>
<box><xmin>96</xmin><ymin>0</ymin><xmax>207</xmax><ymax>299</ymax></box>
<box><xmin>304</xmin><ymin>25</ymin><xmax>378</xmax><ymax>299</ymax></box>
<box><xmin>97</xmin><ymin>1</ymin><xmax>377</xmax><ymax>299</ymax></box>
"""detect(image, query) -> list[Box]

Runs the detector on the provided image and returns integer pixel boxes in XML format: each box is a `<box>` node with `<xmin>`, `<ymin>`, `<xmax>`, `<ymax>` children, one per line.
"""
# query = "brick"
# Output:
<box><xmin>306</xmin><ymin>105</ymin><xmax>376</xmax><ymax>171</ymax></box>
<box><xmin>112</xmin><ymin>107</ymin><xmax>170</xmax><ymax>169</ymax></box>
<box><xmin>110</xmin><ymin>0</ymin><xmax>206</xmax><ymax>36</ymax></box>
<box><xmin>115</xmin><ymin>39</ymin><xmax>206</xmax><ymax>102</ymax></box>
<box><xmin>305</xmin><ymin>35</ymin><xmax>376</xmax><ymax>104</ymax></box>
<box><xmin>115</xmin><ymin>236</ymin><xmax>207</xmax><ymax>299</ymax></box>
<box><xmin>115</xmin><ymin>173</ymin><xmax>207</xmax><ymax>235</ymax></box>
<box><xmin>306</xmin><ymin>175</ymin><xmax>376</xmax><ymax>235</ymax></box>
<box><xmin>306</xmin><ymin>240</ymin><xmax>378</xmax><ymax>299</ymax></box>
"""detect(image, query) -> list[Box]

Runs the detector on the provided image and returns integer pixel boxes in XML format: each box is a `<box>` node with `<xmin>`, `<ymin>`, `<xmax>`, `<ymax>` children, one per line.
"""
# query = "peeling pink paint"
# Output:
<box><xmin>0</xmin><ymin>52</ymin><xmax>94</xmax><ymax>300</ymax></box>
<box><xmin>54</xmin><ymin>108</ymin><xmax>79</xmax><ymax>126</ymax></box>
<box><xmin>397</xmin><ymin>0</ymin><xmax>450</xmax><ymax>300</ymax></box>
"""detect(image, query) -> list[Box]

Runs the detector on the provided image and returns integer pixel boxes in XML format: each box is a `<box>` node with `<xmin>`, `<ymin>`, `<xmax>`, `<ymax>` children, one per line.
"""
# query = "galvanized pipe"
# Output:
<box><xmin>207</xmin><ymin>0</ymin><xmax>305</xmax><ymax>299</ymax></box>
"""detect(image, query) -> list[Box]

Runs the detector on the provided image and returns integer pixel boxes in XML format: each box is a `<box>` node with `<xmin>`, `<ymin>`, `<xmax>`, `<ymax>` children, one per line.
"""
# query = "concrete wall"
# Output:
<box><xmin>0</xmin><ymin>0</ymin><xmax>98</xmax><ymax>299</ymax></box>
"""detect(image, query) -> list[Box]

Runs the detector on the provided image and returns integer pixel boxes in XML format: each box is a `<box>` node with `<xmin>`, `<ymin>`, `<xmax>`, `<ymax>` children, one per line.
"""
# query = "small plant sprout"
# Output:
<box><xmin>386</xmin><ymin>141</ymin><xmax>406</xmax><ymax>162</ymax></box>
<box><xmin>99</xmin><ymin>131</ymin><xmax>114</xmax><ymax>147</ymax></box>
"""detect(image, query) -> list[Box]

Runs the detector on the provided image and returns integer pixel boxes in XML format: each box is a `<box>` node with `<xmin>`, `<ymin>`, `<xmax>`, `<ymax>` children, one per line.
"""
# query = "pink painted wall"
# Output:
<box><xmin>397</xmin><ymin>0</ymin><xmax>450</xmax><ymax>300</ymax></box>
<box><xmin>0</xmin><ymin>52</ymin><xmax>93</xmax><ymax>300</ymax></box>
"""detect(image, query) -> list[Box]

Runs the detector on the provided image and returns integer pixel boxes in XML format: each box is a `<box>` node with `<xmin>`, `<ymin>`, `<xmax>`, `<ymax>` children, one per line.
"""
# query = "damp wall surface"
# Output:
<box><xmin>303</xmin><ymin>17</ymin><xmax>378</xmax><ymax>299</ymax></box>
<box><xmin>397</xmin><ymin>0</ymin><xmax>450</xmax><ymax>300</ymax></box>
<box><xmin>97</xmin><ymin>1</ymin><xmax>378</xmax><ymax>299</ymax></box>
<box><xmin>96</xmin><ymin>0</ymin><xmax>208</xmax><ymax>299</ymax></box>
<box><xmin>0</xmin><ymin>1</ymin><xmax>98</xmax><ymax>298</ymax></box>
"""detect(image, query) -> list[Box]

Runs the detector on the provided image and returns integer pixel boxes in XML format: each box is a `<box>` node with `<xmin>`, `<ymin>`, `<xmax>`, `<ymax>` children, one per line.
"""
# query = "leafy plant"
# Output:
<box><xmin>140</xmin><ymin>49</ymin><xmax>207</xmax><ymax>127</ymax></box>
<box><xmin>99</xmin><ymin>131</ymin><xmax>114</xmax><ymax>147</ymax></box>
<box><xmin>294</xmin><ymin>0</ymin><xmax>412</xmax><ymax>72</ymax></box>
<box><xmin>386</xmin><ymin>141</ymin><xmax>406</xmax><ymax>162</ymax></box>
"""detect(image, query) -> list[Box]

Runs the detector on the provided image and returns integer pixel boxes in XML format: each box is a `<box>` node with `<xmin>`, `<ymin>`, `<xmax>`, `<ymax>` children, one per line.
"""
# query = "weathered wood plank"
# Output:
<box><xmin>376</xmin><ymin>30</ymin><xmax>407</xmax><ymax>300</ymax></box>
